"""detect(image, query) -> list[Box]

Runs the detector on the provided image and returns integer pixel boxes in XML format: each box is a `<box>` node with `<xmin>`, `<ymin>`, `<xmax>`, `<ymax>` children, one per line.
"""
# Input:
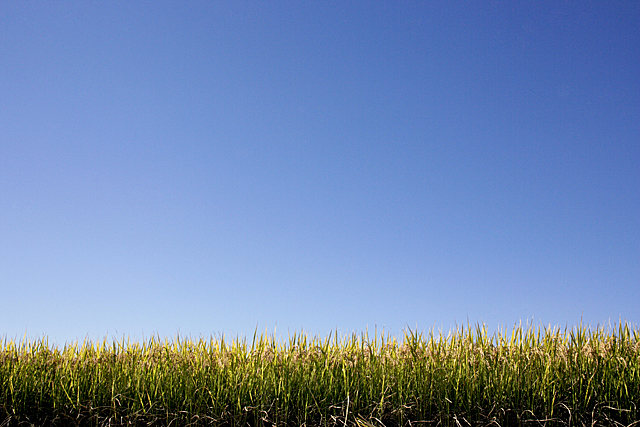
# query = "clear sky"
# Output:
<box><xmin>1</xmin><ymin>1</ymin><xmax>638</xmax><ymax>346</ymax></box>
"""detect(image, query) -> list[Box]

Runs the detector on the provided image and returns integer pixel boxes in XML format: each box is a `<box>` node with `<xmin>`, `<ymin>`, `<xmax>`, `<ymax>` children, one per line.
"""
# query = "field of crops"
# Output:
<box><xmin>1</xmin><ymin>322</ymin><xmax>639</xmax><ymax>427</ymax></box>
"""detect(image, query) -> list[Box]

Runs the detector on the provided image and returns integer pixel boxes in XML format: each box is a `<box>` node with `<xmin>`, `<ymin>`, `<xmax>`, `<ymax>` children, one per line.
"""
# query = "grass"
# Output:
<box><xmin>1</xmin><ymin>321</ymin><xmax>639</xmax><ymax>427</ymax></box>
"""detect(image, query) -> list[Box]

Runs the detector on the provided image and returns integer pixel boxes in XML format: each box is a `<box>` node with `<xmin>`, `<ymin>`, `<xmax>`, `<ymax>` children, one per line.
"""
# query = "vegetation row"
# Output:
<box><xmin>1</xmin><ymin>322</ymin><xmax>639</xmax><ymax>427</ymax></box>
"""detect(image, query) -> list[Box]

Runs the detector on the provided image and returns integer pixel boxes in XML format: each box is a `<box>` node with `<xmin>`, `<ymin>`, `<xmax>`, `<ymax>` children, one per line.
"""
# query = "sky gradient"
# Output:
<box><xmin>1</xmin><ymin>1</ymin><xmax>639</xmax><ymax>345</ymax></box>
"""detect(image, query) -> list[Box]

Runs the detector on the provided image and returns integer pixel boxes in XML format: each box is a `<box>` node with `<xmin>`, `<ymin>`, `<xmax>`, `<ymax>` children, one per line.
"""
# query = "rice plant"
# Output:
<box><xmin>1</xmin><ymin>321</ymin><xmax>638</xmax><ymax>426</ymax></box>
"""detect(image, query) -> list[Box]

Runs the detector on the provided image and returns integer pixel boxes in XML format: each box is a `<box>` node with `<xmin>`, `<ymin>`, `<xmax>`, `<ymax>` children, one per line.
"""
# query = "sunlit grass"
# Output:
<box><xmin>1</xmin><ymin>321</ymin><xmax>639</xmax><ymax>426</ymax></box>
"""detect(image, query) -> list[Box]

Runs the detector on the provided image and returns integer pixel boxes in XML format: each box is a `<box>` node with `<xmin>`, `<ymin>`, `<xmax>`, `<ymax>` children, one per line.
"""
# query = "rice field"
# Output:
<box><xmin>1</xmin><ymin>322</ymin><xmax>639</xmax><ymax>427</ymax></box>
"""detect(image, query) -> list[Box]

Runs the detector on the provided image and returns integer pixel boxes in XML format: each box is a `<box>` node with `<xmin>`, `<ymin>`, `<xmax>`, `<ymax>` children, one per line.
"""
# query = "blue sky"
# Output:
<box><xmin>1</xmin><ymin>1</ymin><xmax>638</xmax><ymax>346</ymax></box>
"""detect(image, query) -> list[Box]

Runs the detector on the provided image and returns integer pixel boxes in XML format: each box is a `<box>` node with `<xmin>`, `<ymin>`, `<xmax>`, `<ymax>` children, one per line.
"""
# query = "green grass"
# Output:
<box><xmin>1</xmin><ymin>321</ymin><xmax>639</xmax><ymax>426</ymax></box>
